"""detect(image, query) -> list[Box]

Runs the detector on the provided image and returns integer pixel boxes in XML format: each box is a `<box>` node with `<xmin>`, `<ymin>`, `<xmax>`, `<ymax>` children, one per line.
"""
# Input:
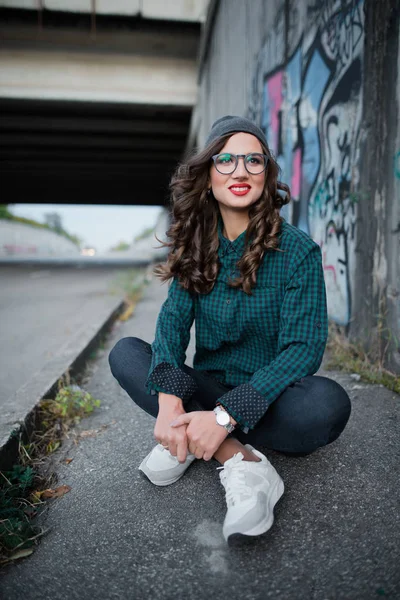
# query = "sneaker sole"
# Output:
<box><xmin>138</xmin><ymin>466</ymin><xmax>188</xmax><ymax>487</ymax></box>
<box><xmin>225</xmin><ymin>476</ymin><xmax>285</xmax><ymax>541</ymax></box>
<box><xmin>138</xmin><ymin>452</ymin><xmax>196</xmax><ymax>487</ymax></box>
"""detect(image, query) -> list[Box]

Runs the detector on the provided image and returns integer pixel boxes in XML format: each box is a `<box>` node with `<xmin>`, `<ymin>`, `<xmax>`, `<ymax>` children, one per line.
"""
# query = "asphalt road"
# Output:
<box><xmin>0</xmin><ymin>265</ymin><xmax>138</xmax><ymax>403</ymax></box>
<box><xmin>1</xmin><ymin>276</ymin><xmax>399</xmax><ymax>600</ymax></box>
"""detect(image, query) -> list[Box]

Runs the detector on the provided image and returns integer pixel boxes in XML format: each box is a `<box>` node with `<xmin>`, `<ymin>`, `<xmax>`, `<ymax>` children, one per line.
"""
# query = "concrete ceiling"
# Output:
<box><xmin>0</xmin><ymin>97</ymin><xmax>192</xmax><ymax>205</ymax></box>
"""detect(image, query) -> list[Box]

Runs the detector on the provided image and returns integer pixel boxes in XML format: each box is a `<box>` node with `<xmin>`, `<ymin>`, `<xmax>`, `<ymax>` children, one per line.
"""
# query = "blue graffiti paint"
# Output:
<box><xmin>300</xmin><ymin>50</ymin><xmax>330</xmax><ymax>186</ymax></box>
<box><xmin>286</xmin><ymin>47</ymin><xmax>301</xmax><ymax>100</ymax></box>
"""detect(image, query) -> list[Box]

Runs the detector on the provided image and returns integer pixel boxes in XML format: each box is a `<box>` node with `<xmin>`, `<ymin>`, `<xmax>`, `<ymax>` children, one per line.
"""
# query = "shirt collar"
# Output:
<box><xmin>217</xmin><ymin>214</ymin><xmax>249</xmax><ymax>258</ymax></box>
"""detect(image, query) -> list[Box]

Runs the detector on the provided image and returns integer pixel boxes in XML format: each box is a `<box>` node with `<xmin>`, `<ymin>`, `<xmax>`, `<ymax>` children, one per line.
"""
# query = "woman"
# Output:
<box><xmin>109</xmin><ymin>115</ymin><xmax>351</xmax><ymax>542</ymax></box>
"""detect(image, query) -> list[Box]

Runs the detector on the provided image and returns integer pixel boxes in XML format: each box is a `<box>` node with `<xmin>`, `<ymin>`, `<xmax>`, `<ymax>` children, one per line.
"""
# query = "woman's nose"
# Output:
<box><xmin>233</xmin><ymin>156</ymin><xmax>248</xmax><ymax>177</ymax></box>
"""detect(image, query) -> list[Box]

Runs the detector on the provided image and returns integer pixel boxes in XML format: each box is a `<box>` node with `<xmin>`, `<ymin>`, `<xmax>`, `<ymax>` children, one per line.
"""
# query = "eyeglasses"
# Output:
<box><xmin>211</xmin><ymin>152</ymin><xmax>269</xmax><ymax>175</ymax></box>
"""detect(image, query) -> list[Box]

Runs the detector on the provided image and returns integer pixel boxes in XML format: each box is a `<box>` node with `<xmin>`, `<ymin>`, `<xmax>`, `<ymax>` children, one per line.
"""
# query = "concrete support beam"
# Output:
<box><xmin>0</xmin><ymin>49</ymin><xmax>197</xmax><ymax>105</ymax></box>
<box><xmin>0</xmin><ymin>0</ymin><xmax>209</xmax><ymax>22</ymax></box>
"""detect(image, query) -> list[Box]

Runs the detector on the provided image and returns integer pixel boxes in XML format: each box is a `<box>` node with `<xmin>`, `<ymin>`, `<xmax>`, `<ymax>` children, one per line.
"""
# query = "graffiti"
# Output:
<box><xmin>309</xmin><ymin>0</ymin><xmax>363</xmax><ymax>69</ymax></box>
<box><xmin>394</xmin><ymin>152</ymin><xmax>400</xmax><ymax>235</ymax></box>
<box><xmin>3</xmin><ymin>244</ymin><xmax>37</xmax><ymax>255</ymax></box>
<box><xmin>249</xmin><ymin>0</ymin><xmax>364</xmax><ymax>326</ymax></box>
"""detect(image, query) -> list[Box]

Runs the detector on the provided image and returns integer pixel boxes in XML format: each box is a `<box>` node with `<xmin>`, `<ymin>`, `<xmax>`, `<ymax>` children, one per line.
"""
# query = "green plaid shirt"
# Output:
<box><xmin>146</xmin><ymin>216</ymin><xmax>328</xmax><ymax>432</ymax></box>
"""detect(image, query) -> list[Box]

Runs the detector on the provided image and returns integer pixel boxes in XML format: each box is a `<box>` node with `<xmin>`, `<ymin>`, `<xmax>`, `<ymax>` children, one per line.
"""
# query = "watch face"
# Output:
<box><xmin>217</xmin><ymin>410</ymin><xmax>230</xmax><ymax>426</ymax></box>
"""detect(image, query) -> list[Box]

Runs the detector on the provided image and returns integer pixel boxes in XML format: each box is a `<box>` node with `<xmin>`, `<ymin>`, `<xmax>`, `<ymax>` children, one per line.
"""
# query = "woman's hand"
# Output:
<box><xmin>154</xmin><ymin>393</ymin><xmax>188</xmax><ymax>463</ymax></box>
<box><xmin>170</xmin><ymin>411</ymin><xmax>229</xmax><ymax>461</ymax></box>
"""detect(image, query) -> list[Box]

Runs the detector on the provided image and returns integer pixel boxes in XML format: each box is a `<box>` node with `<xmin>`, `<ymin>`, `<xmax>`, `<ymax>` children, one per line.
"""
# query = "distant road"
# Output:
<box><xmin>0</xmin><ymin>254</ymin><xmax>150</xmax><ymax>266</ymax></box>
<box><xmin>0</xmin><ymin>265</ymin><xmax>137</xmax><ymax>403</ymax></box>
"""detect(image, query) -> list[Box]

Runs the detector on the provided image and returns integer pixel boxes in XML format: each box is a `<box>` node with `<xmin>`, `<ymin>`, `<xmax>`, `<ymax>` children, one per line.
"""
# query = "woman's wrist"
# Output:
<box><xmin>216</xmin><ymin>404</ymin><xmax>237</xmax><ymax>426</ymax></box>
<box><xmin>158</xmin><ymin>392</ymin><xmax>184</xmax><ymax>412</ymax></box>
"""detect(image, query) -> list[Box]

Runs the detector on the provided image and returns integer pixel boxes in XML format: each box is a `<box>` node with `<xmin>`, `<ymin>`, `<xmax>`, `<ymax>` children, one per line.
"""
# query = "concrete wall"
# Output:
<box><xmin>0</xmin><ymin>220</ymin><xmax>80</xmax><ymax>256</ymax></box>
<box><xmin>351</xmin><ymin>1</ymin><xmax>400</xmax><ymax>372</ymax></box>
<box><xmin>193</xmin><ymin>0</ymin><xmax>400</xmax><ymax>372</ymax></box>
<box><xmin>130</xmin><ymin>208</ymin><xmax>170</xmax><ymax>262</ymax></box>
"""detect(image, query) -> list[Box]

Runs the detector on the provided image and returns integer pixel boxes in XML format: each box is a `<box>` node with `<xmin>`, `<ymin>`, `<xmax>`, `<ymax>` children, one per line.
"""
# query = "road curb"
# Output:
<box><xmin>0</xmin><ymin>298</ymin><xmax>126</xmax><ymax>471</ymax></box>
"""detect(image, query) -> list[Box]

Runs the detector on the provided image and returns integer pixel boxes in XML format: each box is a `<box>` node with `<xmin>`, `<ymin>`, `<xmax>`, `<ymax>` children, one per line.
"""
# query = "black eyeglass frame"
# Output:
<box><xmin>211</xmin><ymin>152</ymin><xmax>269</xmax><ymax>175</ymax></box>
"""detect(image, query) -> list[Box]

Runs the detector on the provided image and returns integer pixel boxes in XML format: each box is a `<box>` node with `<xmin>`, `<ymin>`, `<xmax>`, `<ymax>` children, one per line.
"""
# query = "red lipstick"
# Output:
<box><xmin>228</xmin><ymin>185</ymin><xmax>252</xmax><ymax>196</ymax></box>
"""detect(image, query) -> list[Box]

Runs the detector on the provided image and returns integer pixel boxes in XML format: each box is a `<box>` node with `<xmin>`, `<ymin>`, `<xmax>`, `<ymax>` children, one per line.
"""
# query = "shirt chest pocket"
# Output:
<box><xmin>196</xmin><ymin>281</ymin><xmax>233</xmax><ymax>325</ymax></box>
<box><xmin>240</xmin><ymin>285</ymin><xmax>281</xmax><ymax>337</ymax></box>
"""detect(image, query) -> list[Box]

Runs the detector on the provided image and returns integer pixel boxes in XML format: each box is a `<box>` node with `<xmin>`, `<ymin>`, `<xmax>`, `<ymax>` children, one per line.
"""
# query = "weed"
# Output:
<box><xmin>0</xmin><ymin>465</ymin><xmax>48</xmax><ymax>566</ymax></box>
<box><xmin>108</xmin><ymin>267</ymin><xmax>148</xmax><ymax>305</ymax></box>
<box><xmin>21</xmin><ymin>383</ymin><xmax>101</xmax><ymax>465</ymax></box>
<box><xmin>0</xmin><ymin>383</ymin><xmax>101</xmax><ymax>566</ymax></box>
<box><xmin>326</xmin><ymin>324</ymin><xmax>400</xmax><ymax>394</ymax></box>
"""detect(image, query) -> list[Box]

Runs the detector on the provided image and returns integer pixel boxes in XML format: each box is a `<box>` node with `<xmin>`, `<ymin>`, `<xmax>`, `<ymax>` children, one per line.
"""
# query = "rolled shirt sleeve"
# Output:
<box><xmin>145</xmin><ymin>276</ymin><xmax>197</xmax><ymax>402</ymax></box>
<box><xmin>218</xmin><ymin>244</ymin><xmax>328</xmax><ymax>431</ymax></box>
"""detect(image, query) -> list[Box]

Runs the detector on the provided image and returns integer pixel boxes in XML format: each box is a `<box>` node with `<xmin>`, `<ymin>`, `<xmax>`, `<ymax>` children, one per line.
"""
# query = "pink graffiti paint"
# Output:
<box><xmin>291</xmin><ymin>148</ymin><xmax>302</xmax><ymax>199</ymax></box>
<box><xmin>322</xmin><ymin>249</ymin><xmax>337</xmax><ymax>284</ymax></box>
<box><xmin>267</xmin><ymin>71</ymin><xmax>283</xmax><ymax>151</ymax></box>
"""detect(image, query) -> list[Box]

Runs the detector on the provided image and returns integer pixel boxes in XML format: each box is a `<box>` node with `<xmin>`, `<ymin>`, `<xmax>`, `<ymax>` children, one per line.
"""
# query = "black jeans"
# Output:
<box><xmin>108</xmin><ymin>337</ymin><xmax>351</xmax><ymax>455</ymax></box>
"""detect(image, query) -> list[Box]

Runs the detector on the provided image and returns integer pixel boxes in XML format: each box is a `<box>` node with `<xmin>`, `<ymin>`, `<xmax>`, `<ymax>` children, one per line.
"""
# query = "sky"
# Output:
<box><xmin>10</xmin><ymin>204</ymin><xmax>162</xmax><ymax>253</ymax></box>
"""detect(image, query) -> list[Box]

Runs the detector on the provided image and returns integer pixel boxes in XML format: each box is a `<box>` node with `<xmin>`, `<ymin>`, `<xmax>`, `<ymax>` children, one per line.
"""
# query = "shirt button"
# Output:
<box><xmin>226</xmin><ymin>298</ymin><xmax>231</xmax><ymax>304</ymax></box>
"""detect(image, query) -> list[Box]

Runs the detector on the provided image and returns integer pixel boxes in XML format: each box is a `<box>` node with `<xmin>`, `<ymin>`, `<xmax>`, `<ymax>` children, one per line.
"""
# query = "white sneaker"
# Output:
<box><xmin>218</xmin><ymin>444</ymin><xmax>284</xmax><ymax>541</ymax></box>
<box><xmin>138</xmin><ymin>444</ymin><xmax>196</xmax><ymax>486</ymax></box>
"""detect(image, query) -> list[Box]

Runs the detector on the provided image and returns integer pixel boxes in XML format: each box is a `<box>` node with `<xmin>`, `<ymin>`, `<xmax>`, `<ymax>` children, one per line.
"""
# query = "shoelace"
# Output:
<box><xmin>158</xmin><ymin>445</ymin><xmax>194</xmax><ymax>462</ymax></box>
<box><xmin>158</xmin><ymin>445</ymin><xmax>179</xmax><ymax>463</ymax></box>
<box><xmin>217</xmin><ymin>453</ymin><xmax>250</xmax><ymax>507</ymax></box>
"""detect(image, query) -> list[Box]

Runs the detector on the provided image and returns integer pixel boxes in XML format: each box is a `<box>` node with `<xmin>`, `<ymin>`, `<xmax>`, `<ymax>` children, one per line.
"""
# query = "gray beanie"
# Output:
<box><xmin>204</xmin><ymin>115</ymin><xmax>268</xmax><ymax>149</ymax></box>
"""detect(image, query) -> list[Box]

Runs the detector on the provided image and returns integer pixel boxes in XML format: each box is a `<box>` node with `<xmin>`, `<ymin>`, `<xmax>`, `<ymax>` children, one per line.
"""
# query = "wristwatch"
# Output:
<box><xmin>213</xmin><ymin>406</ymin><xmax>235</xmax><ymax>433</ymax></box>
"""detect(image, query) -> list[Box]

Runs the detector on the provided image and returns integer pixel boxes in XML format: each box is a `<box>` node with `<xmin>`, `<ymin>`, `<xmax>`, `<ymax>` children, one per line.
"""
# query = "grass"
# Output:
<box><xmin>108</xmin><ymin>267</ymin><xmax>151</xmax><ymax>322</ymax></box>
<box><xmin>325</xmin><ymin>324</ymin><xmax>400</xmax><ymax>395</ymax></box>
<box><xmin>0</xmin><ymin>380</ymin><xmax>101</xmax><ymax>567</ymax></box>
<box><xmin>109</xmin><ymin>267</ymin><xmax>150</xmax><ymax>304</ymax></box>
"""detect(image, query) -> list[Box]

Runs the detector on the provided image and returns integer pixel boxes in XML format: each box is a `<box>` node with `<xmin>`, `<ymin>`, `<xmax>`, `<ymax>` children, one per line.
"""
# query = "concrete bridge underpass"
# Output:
<box><xmin>0</xmin><ymin>1</ymin><xmax>209</xmax><ymax>206</ymax></box>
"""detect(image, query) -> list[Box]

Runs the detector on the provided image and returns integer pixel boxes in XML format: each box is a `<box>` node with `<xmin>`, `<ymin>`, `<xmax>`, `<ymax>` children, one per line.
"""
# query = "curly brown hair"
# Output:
<box><xmin>153</xmin><ymin>133</ymin><xmax>290</xmax><ymax>295</ymax></box>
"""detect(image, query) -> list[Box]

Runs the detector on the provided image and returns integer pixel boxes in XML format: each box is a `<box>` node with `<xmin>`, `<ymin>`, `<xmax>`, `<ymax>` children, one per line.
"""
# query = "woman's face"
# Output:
<box><xmin>209</xmin><ymin>132</ymin><xmax>266</xmax><ymax>213</ymax></box>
